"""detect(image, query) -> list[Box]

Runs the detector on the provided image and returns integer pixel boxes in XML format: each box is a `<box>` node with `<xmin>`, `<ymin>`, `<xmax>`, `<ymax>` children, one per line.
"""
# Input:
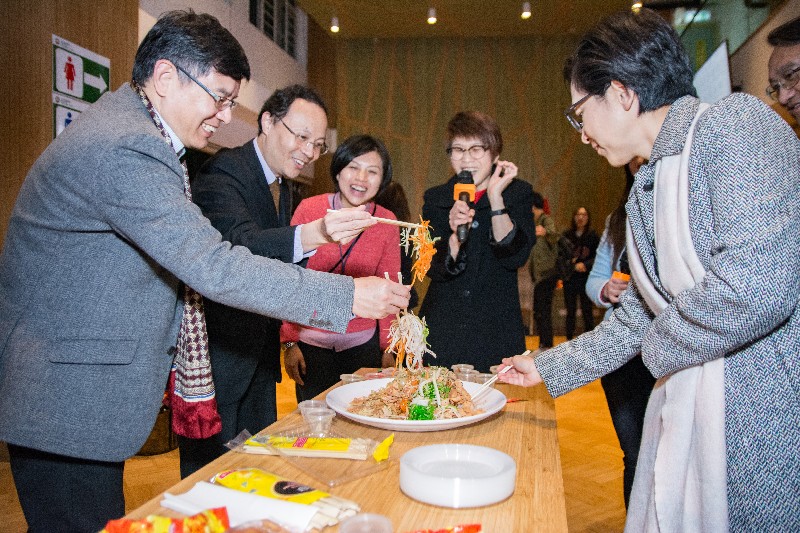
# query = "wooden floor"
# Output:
<box><xmin>0</xmin><ymin>336</ymin><xmax>626</xmax><ymax>532</ymax></box>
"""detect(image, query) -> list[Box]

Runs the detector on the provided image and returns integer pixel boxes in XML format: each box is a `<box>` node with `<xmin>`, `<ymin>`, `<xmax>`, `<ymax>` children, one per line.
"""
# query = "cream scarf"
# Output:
<box><xmin>624</xmin><ymin>103</ymin><xmax>728</xmax><ymax>533</ymax></box>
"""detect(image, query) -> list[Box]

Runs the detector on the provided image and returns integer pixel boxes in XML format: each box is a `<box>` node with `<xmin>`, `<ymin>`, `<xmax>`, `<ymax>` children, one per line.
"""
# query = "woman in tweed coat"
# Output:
<box><xmin>500</xmin><ymin>9</ymin><xmax>800</xmax><ymax>532</ymax></box>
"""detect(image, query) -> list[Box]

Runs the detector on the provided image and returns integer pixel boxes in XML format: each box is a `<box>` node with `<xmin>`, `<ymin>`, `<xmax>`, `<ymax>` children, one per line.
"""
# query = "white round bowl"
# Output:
<box><xmin>399</xmin><ymin>444</ymin><xmax>516</xmax><ymax>508</ymax></box>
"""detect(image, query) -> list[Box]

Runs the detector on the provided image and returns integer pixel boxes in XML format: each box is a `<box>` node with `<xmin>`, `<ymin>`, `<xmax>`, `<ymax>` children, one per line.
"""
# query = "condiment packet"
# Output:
<box><xmin>100</xmin><ymin>507</ymin><xmax>229</xmax><ymax>533</ymax></box>
<box><xmin>212</xmin><ymin>468</ymin><xmax>359</xmax><ymax>529</ymax></box>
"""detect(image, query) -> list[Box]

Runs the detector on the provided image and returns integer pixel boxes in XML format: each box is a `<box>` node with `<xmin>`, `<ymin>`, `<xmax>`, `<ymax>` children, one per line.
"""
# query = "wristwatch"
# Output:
<box><xmin>282</xmin><ymin>342</ymin><xmax>296</xmax><ymax>350</ymax></box>
<box><xmin>490</xmin><ymin>208</ymin><xmax>509</xmax><ymax>216</ymax></box>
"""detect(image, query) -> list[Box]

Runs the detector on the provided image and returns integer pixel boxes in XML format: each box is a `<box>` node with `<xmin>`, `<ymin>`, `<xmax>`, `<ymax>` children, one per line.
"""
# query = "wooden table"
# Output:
<box><xmin>125</xmin><ymin>375</ymin><xmax>568</xmax><ymax>532</ymax></box>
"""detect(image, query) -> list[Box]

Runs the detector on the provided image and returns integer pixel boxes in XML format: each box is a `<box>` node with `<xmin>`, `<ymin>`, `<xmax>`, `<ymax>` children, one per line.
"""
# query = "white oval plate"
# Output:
<box><xmin>400</xmin><ymin>444</ymin><xmax>517</xmax><ymax>507</ymax></box>
<box><xmin>325</xmin><ymin>378</ymin><xmax>506</xmax><ymax>432</ymax></box>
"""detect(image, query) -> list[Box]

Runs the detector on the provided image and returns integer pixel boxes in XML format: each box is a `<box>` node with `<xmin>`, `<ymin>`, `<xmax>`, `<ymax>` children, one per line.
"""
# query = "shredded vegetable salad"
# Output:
<box><xmin>401</xmin><ymin>217</ymin><xmax>438</xmax><ymax>283</ymax></box>
<box><xmin>387</xmin><ymin>310</ymin><xmax>436</xmax><ymax>371</ymax></box>
<box><xmin>348</xmin><ymin>366</ymin><xmax>482</xmax><ymax>420</ymax></box>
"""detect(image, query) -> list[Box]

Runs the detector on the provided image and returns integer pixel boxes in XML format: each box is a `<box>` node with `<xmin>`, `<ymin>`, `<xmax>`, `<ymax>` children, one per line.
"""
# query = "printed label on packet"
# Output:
<box><xmin>212</xmin><ymin>468</ymin><xmax>329</xmax><ymax>505</ymax></box>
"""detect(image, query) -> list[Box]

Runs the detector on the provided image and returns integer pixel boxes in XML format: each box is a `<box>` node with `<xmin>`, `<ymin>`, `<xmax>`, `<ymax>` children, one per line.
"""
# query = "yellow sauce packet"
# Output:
<box><xmin>373</xmin><ymin>433</ymin><xmax>394</xmax><ymax>462</ymax></box>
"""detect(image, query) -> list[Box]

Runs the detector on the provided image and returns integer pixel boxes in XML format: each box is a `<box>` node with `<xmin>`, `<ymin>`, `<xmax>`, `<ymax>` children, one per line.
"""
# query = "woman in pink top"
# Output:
<box><xmin>281</xmin><ymin>135</ymin><xmax>401</xmax><ymax>401</ymax></box>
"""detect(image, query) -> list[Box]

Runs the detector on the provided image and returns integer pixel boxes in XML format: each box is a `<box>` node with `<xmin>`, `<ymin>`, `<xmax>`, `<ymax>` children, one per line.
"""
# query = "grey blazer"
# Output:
<box><xmin>0</xmin><ymin>85</ymin><xmax>353</xmax><ymax>462</ymax></box>
<box><xmin>535</xmin><ymin>95</ymin><xmax>800</xmax><ymax>531</ymax></box>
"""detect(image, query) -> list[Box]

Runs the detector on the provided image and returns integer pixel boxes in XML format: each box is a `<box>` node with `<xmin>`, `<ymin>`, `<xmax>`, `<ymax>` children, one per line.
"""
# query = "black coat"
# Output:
<box><xmin>191</xmin><ymin>141</ymin><xmax>295</xmax><ymax>401</ymax></box>
<box><xmin>419</xmin><ymin>175</ymin><xmax>535</xmax><ymax>372</ymax></box>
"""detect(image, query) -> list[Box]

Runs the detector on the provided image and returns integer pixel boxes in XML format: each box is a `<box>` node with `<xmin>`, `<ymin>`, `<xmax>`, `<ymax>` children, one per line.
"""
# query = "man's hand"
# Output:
<box><xmin>283</xmin><ymin>344</ymin><xmax>306</xmax><ymax>385</ymax></box>
<box><xmin>352</xmin><ymin>277</ymin><xmax>410</xmax><ymax>319</ymax></box>
<box><xmin>497</xmin><ymin>354</ymin><xmax>543</xmax><ymax>387</ymax></box>
<box><xmin>301</xmin><ymin>206</ymin><xmax>376</xmax><ymax>251</ymax></box>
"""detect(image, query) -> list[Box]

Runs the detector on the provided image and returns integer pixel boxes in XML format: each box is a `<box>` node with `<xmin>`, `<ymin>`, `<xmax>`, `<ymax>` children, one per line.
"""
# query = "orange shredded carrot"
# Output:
<box><xmin>404</xmin><ymin>217</ymin><xmax>437</xmax><ymax>284</ymax></box>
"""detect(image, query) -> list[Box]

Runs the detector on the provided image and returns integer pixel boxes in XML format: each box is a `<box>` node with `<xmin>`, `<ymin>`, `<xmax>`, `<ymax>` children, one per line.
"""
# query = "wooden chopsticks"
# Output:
<box><xmin>325</xmin><ymin>209</ymin><xmax>424</xmax><ymax>229</ymax></box>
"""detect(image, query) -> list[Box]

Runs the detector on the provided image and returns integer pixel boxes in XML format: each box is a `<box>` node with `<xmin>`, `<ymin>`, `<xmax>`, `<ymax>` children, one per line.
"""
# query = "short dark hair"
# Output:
<box><xmin>532</xmin><ymin>191</ymin><xmax>545</xmax><ymax>210</ymax></box>
<box><xmin>133</xmin><ymin>10</ymin><xmax>250</xmax><ymax>85</ymax></box>
<box><xmin>768</xmin><ymin>16</ymin><xmax>800</xmax><ymax>47</ymax></box>
<box><xmin>445</xmin><ymin>111</ymin><xmax>503</xmax><ymax>159</ymax></box>
<box><xmin>258</xmin><ymin>85</ymin><xmax>328</xmax><ymax>134</ymax></box>
<box><xmin>563</xmin><ymin>8</ymin><xmax>695</xmax><ymax>114</ymax></box>
<box><xmin>330</xmin><ymin>135</ymin><xmax>393</xmax><ymax>195</ymax></box>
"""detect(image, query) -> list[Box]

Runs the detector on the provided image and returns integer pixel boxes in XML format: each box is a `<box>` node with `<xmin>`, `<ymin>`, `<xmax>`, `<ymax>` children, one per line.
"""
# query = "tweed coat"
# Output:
<box><xmin>419</xmin><ymin>176</ymin><xmax>535</xmax><ymax>372</ymax></box>
<box><xmin>535</xmin><ymin>94</ymin><xmax>800</xmax><ymax>530</ymax></box>
<box><xmin>192</xmin><ymin>141</ymin><xmax>295</xmax><ymax>405</ymax></box>
<box><xmin>0</xmin><ymin>85</ymin><xmax>354</xmax><ymax>463</ymax></box>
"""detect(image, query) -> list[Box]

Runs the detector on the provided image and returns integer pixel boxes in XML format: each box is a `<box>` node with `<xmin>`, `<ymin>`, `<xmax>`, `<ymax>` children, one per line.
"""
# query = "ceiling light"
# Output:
<box><xmin>330</xmin><ymin>16</ymin><xmax>339</xmax><ymax>33</ymax></box>
<box><xmin>521</xmin><ymin>2</ymin><xmax>531</xmax><ymax>19</ymax></box>
<box><xmin>631</xmin><ymin>2</ymin><xmax>643</xmax><ymax>13</ymax></box>
<box><xmin>427</xmin><ymin>7</ymin><xmax>437</xmax><ymax>25</ymax></box>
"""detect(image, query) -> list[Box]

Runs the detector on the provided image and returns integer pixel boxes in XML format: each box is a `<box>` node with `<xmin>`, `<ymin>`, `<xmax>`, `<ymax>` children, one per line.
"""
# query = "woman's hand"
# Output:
<box><xmin>574</xmin><ymin>262</ymin><xmax>587</xmax><ymax>273</ymax></box>
<box><xmin>486</xmin><ymin>161</ymin><xmax>517</xmax><ymax>207</ymax></box>
<box><xmin>284</xmin><ymin>344</ymin><xmax>306</xmax><ymax>385</ymax></box>
<box><xmin>601</xmin><ymin>277</ymin><xmax>629</xmax><ymax>304</ymax></box>
<box><xmin>448</xmin><ymin>199</ymin><xmax>474</xmax><ymax>234</ymax></box>
<box><xmin>497</xmin><ymin>354</ymin><xmax>543</xmax><ymax>387</ymax></box>
<box><xmin>535</xmin><ymin>224</ymin><xmax>547</xmax><ymax>237</ymax></box>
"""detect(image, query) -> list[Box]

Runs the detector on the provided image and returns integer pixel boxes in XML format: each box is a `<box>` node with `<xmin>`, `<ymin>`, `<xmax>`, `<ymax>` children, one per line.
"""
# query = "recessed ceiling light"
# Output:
<box><xmin>427</xmin><ymin>7</ymin><xmax>437</xmax><ymax>25</ymax></box>
<box><xmin>330</xmin><ymin>16</ymin><xmax>339</xmax><ymax>33</ymax></box>
<box><xmin>521</xmin><ymin>2</ymin><xmax>531</xmax><ymax>20</ymax></box>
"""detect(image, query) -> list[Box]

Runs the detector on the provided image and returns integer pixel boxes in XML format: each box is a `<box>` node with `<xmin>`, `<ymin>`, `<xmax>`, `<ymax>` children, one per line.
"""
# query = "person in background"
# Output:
<box><xmin>281</xmin><ymin>135</ymin><xmax>401</xmax><ymax>400</ymax></box>
<box><xmin>0</xmin><ymin>11</ymin><xmax>409</xmax><ymax>532</ymax></box>
<box><xmin>375</xmin><ymin>181</ymin><xmax>419</xmax><ymax>309</ymax></box>
<box><xmin>767</xmin><ymin>15</ymin><xmax>800</xmax><ymax>123</ymax></box>
<box><xmin>528</xmin><ymin>191</ymin><xmax>560</xmax><ymax>351</ymax></box>
<box><xmin>585</xmin><ymin>158</ymin><xmax>655</xmax><ymax>509</ymax></box>
<box><xmin>561</xmin><ymin>206</ymin><xmax>600</xmax><ymax>339</ymax></box>
<box><xmin>499</xmin><ymin>8</ymin><xmax>799</xmax><ymax>531</ymax></box>
<box><xmin>181</xmin><ymin>85</ymin><xmax>360</xmax><ymax>478</ymax></box>
<box><xmin>419</xmin><ymin>111</ymin><xmax>535</xmax><ymax>372</ymax></box>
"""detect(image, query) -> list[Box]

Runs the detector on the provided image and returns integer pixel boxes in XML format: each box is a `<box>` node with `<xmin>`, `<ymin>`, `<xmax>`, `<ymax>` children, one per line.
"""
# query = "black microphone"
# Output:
<box><xmin>453</xmin><ymin>171</ymin><xmax>476</xmax><ymax>243</ymax></box>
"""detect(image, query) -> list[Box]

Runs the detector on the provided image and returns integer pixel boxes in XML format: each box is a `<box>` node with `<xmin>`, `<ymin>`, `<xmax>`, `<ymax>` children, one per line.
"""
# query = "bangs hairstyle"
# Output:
<box><xmin>258</xmin><ymin>85</ymin><xmax>328</xmax><ymax>134</ymax></box>
<box><xmin>570</xmin><ymin>207</ymin><xmax>592</xmax><ymax>232</ymax></box>
<box><xmin>563</xmin><ymin>8</ymin><xmax>695</xmax><ymax>113</ymax></box>
<box><xmin>768</xmin><ymin>16</ymin><xmax>800</xmax><ymax>47</ymax></box>
<box><xmin>446</xmin><ymin>111</ymin><xmax>503</xmax><ymax>158</ymax></box>
<box><xmin>330</xmin><ymin>135</ymin><xmax>393</xmax><ymax>194</ymax></box>
<box><xmin>132</xmin><ymin>10</ymin><xmax>250</xmax><ymax>85</ymax></box>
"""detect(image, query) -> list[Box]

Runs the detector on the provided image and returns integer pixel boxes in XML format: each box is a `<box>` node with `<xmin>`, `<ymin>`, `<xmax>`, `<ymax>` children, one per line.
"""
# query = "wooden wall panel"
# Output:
<box><xmin>0</xmin><ymin>0</ymin><xmax>138</xmax><ymax>246</ymax></box>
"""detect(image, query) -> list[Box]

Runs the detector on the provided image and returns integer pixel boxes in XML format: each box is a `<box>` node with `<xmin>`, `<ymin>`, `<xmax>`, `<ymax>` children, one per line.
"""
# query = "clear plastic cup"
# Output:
<box><xmin>380</xmin><ymin>367</ymin><xmax>397</xmax><ymax>377</ymax></box>
<box><xmin>364</xmin><ymin>372</ymin><xmax>385</xmax><ymax>380</ymax></box>
<box><xmin>340</xmin><ymin>373</ymin><xmax>365</xmax><ymax>384</ymax></box>
<box><xmin>303</xmin><ymin>407</ymin><xmax>335</xmax><ymax>435</ymax></box>
<box><xmin>297</xmin><ymin>399</ymin><xmax>327</xmax><ymax>417</ymax></box>
<box><xmin>456</xmin><ymin>369</ymin><xmax>480</xmax><ymax>382</ymax></box>
<box><xmin>338</xmin><ymin>513</ymin><xmax>393</xmax><ymax>533</ymax></box>
<box><xmin>451</xmin><ymin>363</ymin><xmax>475</xmax><ymax>374</ymax></box>
<box><xmin>473</xmin><ymin>372</ymin><xmax>494</xmax><ymax>385</ymax></box>
<box><xmin>490</xmin><ymin>365</ymin><xmax>501</xmax><ymax>374</ymax></box>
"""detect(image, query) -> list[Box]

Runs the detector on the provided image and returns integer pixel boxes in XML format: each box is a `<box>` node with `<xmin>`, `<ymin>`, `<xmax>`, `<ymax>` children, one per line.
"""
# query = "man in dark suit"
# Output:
<box><xmin>0</xmin><ymin>12</ymin><xmax>409</xmax><ymax>532</ymax></box>
<box><xmin>181</xmin><ymin>85</ymin><xmax>343</xmax><ymax>476</ymax></box>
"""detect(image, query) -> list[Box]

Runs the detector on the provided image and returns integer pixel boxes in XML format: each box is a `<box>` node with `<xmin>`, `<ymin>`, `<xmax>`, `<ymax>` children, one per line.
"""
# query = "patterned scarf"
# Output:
<box><xmin>132</xmin><ymin>81</ymin><xmax>221</xmax><ymax>439</ymax></box>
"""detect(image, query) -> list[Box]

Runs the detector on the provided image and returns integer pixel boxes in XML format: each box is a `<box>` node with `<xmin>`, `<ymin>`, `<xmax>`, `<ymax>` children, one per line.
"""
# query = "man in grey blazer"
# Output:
<box><xmin>180</xmin><ymin>85</ymin><xmax>340</xmax><ymax>477</ymax></box>
<box><xmin>0</xmin><ymin>11</ymin><xmax>408</xmax><ymax>532</ymax></box>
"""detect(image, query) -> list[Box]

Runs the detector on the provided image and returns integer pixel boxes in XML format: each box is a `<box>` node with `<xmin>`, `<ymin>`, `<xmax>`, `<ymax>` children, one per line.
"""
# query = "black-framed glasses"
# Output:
<box><xmin>446</xmin><ymin>145</ymin><xmax>487</xmax><ymax>160</ymax></box>
<box><xmin>766</xmin><ymin>65</ymin><xmax>800</xmax><ymax>101</ymax></box>
<box><xmin>175</xmin><ymin>64</ymin><xmax>238</xmax><ymax>111</ymax></box>
<box><xmin>564</xmin><ymin>93</ymin><xmax>593</xmax><ymax>132</ymax></box>
<box><xmin>279</xmin><ymin>119</ymin><xmax>329</xmax><ymax>155</ymax></box>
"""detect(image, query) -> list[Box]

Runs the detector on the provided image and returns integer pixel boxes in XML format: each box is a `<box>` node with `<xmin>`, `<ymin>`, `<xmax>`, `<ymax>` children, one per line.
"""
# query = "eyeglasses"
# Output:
<box><xmin>279</xmin><ymin>119</ymin><xmax>329</xmax><ymax>156</ymax></box>
<box><xmin>564</xmin><ymin>93</ymin><xmax>593</xmax><ymax>132</ymax></box>
<box><xmin>446</xmin><ymin>145</ymin><xmax>487</xmax><ymax>160</ymax></box>
<box><xmin>766</xmin><ymin>65</ymin><xmax>800</xmax><ymax>101</ymax></box>
<box><xmin>175</xmin><ymin>64</ymin><xmax>238</xmax><ymax>111</ymax></box>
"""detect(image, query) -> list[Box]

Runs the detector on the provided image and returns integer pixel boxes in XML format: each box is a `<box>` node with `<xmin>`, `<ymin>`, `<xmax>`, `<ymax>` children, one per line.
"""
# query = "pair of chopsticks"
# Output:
<box><xmin>471</xmin><ymin>350</ymin><xmax>532</xmax><ymax>402</ymax></box>
<box><xmin>326</xmin><ymin>209</ymin><xmax>424</xmax><ymax>230</ymax></box>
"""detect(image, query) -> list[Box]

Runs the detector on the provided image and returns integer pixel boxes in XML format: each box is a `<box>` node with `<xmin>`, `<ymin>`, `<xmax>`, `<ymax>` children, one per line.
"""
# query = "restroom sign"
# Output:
<box><xmin>53</xmin><ymin>34</ymin><xmax>110</xmax><ymax>104</ymax></box>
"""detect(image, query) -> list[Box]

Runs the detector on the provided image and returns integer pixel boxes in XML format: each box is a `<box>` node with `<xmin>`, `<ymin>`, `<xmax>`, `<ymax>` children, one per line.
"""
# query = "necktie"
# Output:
<box><xmin>132</xmin><ymin>81</ymin><xmax>221</xmax><ymax>439</ymax></box>
<box><xmin>270</xmin><ymin>178</ymin><xmax>281</xmax><ymax>217</ymax></box>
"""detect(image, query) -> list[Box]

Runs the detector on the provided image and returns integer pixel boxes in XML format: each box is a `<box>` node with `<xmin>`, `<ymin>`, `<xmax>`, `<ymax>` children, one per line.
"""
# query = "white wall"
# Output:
<box><xmin>730</xmin><ymin>0</ymin><xmax>800</xmax><ymax>104</ymax></box>
<box><xmin>138</xmin><ymin>0</ymin><xmax>309</xmax><ymax>148</ymax></box>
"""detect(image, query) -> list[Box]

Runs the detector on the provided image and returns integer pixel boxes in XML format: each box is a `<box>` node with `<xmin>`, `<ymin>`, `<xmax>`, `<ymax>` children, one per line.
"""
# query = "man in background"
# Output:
<box><xmin>767</xmin><ymin>16</ymin><xmax>800</xmax><ymax>123</ymax></box>
<box><xmin>528</xmin><ymin>192</ymin><xmax>560</xmax><ymax>351</ymax></box>
<box><xmin>0</xmin><ymin>11</ymin><xmax>408</xmax><ymax>531</ymax></box>
<box><xmin>182</xmin><ymin>85</ymin><xmax>346</xmax><ymax>477</ymax></box>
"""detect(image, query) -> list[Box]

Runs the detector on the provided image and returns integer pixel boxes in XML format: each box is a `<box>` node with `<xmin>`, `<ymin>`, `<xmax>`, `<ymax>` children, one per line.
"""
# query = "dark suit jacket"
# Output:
<box><xmin>0</xmin><ymin>85</ymin><xmax>354</xmax><ymax>462</ymax></box>
<box><xmin>191</xmin><ymin>141</ymin><xmax>294</xmax><ymax>401</ymax></box>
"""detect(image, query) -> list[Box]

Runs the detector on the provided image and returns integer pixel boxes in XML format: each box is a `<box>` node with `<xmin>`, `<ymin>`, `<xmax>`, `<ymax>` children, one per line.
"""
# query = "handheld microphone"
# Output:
<box><xmin>453</xmin><ymin>170</ymin><xmax>476</xmax><ymax>243</ymax></box>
